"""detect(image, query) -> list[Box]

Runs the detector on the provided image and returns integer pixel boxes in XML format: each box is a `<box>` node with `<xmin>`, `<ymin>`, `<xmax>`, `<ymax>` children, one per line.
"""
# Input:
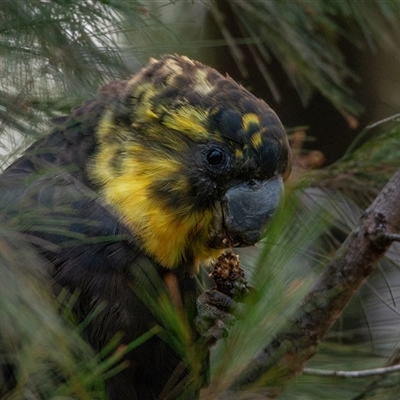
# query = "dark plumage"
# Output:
<box><xmin>0</xmin><ymin>55</ymin><xmax>291</xmax><ymax>399</ymax></box>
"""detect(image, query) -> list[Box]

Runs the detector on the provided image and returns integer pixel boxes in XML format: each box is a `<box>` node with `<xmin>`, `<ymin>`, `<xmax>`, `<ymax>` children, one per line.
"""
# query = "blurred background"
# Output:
<box><xmin>2</xmin><ymin>1</ymin><xmax>400</xmax><ymax>399</ymax></box>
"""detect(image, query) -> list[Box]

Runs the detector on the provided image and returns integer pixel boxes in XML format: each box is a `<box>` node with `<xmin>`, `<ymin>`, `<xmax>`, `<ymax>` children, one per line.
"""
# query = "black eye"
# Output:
<box><xmin>247</xmin><ymin>179</ymin><xmax>258</xmax><ymax>187</ymax></box>
<box><xmin>207</xmin><ymin>148</ymin><xmax>225</xmax><ymax>165</ymax></box>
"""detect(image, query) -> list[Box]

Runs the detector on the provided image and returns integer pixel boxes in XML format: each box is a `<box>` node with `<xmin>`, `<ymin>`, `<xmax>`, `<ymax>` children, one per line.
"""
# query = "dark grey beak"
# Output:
<box><xmin>221</xmin><ymin>176</ymin><xmax>283</xmax><ymax>246</ymax></box>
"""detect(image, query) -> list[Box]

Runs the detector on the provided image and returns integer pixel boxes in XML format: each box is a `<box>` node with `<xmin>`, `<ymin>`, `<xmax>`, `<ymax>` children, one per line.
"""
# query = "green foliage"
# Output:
<box><xmin>2</xmin><ymin>1</ymin><xmax>400</xmax><ymax>399</ymax></box>
<box><xmin>0</xmin><ymin>0</ymin><xmax>162</xmax><ymax>168</ymax></box>
<box><xmin>0</xmin><ymin>228</ymin><xmax>106</xmax><ymax>399</ymax></box>
<box><xmin>213</xmin><ymin>0</ymin><xmax>400</xmax><ymax>116</ymax></box>
<box><xmin>307</xmin><ymin>114</ymin><xmax>400</xmax><ymax>206</ymax></box>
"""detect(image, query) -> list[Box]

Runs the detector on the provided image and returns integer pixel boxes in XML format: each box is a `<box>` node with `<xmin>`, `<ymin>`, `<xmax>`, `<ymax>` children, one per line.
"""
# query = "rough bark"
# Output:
<box><xmin>231</xmin><ymin>168</ymin><xmax>400</xmax><ymax>397</ymax></box>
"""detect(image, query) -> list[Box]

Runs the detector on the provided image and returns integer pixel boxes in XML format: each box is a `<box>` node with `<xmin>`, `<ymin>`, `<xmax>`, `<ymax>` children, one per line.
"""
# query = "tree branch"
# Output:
<box><xmin>231</xmin><ymin>168</ymin><xmax>400</xmax><ymax>397</ymax></box>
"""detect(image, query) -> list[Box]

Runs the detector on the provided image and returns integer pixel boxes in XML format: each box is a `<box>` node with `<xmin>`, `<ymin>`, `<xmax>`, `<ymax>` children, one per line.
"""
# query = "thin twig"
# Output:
<box><xmin>304</xmin><ymin>364</ymin><xmax>400</xmax><ymax>378</ymax></box>
<box><xmin>382</xmin><ymin>232</ymin><xmax>400</xmax><ymax>242</ymax></box>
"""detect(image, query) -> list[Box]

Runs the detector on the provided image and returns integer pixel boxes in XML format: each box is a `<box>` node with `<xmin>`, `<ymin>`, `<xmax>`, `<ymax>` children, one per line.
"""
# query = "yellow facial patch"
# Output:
<box><xmin>96</xmin><ymin>110</ymin><xmax>130</xmax><ymax>144</ymax></box>
<box><xmin>161</xmin><ymin>105</ymin><xmax>209</xmax><ymax>142</ymax></box>
<box><xmin>131</xmin><ymin>81</ymin><xmax>211</xmax><ymax>143</ymax></box>
<box><xmin>242</xmin><ymin>113</ymin><xmax>260</xmax><ymax>131</ymax></box>
<box><xmin>129</xmin><ymin>82</ymin><xmax>160</xmax><ymax>124</ymax></box>
<box><xmin>242</xmin><ymin>113</ymin><xmax>264</xmax><ymax>149</ymax></box>
<box><xmin>89</xmin><ymin>113</ymin><xmax>223</xmax><ymax>269</ymax></box>
<box><xmin>250</xmin><ymin>131</ymin><xmax>263</xmax><ymax>149</ymax></box>
<box><xmin>235</xmin><ymin>148</ymin><xmax>243</xmax><ymax>159</ymax></box>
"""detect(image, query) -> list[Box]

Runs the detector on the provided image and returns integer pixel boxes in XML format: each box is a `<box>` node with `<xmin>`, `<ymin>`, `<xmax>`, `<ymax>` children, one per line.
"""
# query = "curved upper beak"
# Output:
<box><xmin>220</xmin><ymin>176</ymin><xmax>283</xmax><ymax>247</ymax></box>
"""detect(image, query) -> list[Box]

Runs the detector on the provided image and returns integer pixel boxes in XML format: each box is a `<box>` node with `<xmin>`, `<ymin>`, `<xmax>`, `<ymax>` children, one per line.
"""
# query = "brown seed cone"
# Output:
<box><xmin>210</xmin><ymin>251</ymin><xmax>249</xmax><ymax>301</ymax></box>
